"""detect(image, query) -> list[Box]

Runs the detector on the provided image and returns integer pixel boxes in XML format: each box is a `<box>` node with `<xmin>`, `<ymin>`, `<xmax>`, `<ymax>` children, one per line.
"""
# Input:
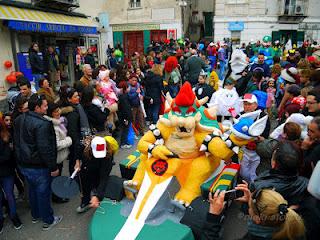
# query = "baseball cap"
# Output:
<box><xmin>91</xmin><ymin>136</ymin><xmax>107</xmax><ymax>158</ymax></box>
<box><xmin>241</xmin><ymin>93</ymin><xmax>258</xmax><ymax>103</ymax></box>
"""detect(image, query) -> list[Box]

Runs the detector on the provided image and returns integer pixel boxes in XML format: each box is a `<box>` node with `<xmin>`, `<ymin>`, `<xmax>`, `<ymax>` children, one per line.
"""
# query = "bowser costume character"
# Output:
<box><xmin>124</xmin><ymin>82</ymin><xmax>251</xmax><ymax>206</ymax></box>
<box><xmin>113</xmin><ymin>82</ymin><xmax>268</xmax><ymax>240</ymax></box>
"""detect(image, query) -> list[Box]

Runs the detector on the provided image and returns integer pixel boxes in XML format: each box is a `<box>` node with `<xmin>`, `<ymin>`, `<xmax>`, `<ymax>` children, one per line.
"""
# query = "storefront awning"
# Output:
<box><xmin>0</xmin><ymin>5</ymin><xmax>97</xmax><ymax>34</ymax></box>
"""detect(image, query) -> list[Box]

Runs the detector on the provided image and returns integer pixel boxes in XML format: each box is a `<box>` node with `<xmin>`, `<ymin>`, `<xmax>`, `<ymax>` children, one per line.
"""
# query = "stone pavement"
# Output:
<box><xmin>2</xmin><ymin>138</ymin><xmax>254</xmax><ymax>240</ymax></box>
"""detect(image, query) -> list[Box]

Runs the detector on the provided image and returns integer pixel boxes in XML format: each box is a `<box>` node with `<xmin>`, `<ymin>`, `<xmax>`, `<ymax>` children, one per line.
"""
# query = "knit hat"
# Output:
<box><xmin>280</xmin><ymin>67</ymin><xmax>298</xmax><ymax>83</ymax></box>
<box><xmin>98</xmin><ymin>70</ymin><xmax>110</xmax><ymax>80</ymax></box>
<box><xmin>292</xmin><ymin>96</ymin><xmax>306</xmax><ymax>108</ymax></box>
<box><xmin>175</xmin><ymin>82</ymin><xmax>195</xmax><ymax>107</ymax></box>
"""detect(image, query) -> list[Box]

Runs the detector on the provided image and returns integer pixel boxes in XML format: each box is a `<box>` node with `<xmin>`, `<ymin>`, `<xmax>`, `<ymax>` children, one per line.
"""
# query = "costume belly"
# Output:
<box><xmin>165</xmin><ymin>134</ymin><xmax>200</xmax><ymax>159</ymax></box>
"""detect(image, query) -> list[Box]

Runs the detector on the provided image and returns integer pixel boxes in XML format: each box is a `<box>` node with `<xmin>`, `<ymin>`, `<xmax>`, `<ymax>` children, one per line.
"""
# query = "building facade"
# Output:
<box><xmin>214</xmin><ymin>0</ymin><xmax>320</xmax><ymax>46</ymax></box>
<box><xmin>106</xmin><ymin>0</ymin><xmax>183</xmax><ymax>57</ymax></box>
<box><xmin>184</xmin><ymin>0</ymin><xmax>215</xmax><ymax>42</ymax></box>
<box><xmin>0</xmin><ymin>0</ymin><xmax>102</xmax><ymax>109</ymax></box>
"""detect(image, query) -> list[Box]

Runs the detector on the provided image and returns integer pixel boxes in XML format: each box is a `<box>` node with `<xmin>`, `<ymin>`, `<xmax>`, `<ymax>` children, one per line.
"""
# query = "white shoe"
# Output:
<box><xmin>121</xmin><ymin>145</ymin><xmax>132</xmax><ymax>149</ymax></box>
<box><xmin>42</xmin><ymin>216</ymin><xmax>63</xmax><ymax>231</ymax></box>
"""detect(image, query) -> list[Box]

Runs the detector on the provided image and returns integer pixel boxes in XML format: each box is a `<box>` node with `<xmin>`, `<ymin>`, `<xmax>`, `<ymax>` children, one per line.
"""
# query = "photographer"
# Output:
<box><xmin>201</xmin><ymin>182</ymin><xmax>305</xmax><ymax>240</ymax></box>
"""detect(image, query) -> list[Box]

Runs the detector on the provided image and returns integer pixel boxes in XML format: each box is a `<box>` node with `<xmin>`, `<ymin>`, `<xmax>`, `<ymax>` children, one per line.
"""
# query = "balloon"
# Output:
<box><xmin>263</xmin><ymin>35</ymin><xmax>272</xmax><ymax>43</ymax></box>
<box><xmin>6</xmin><ymin>74</ymin><xmax>16</xmax><ymax>84</ymax></box>
<box><xmin>4</xmin><ymin>60</ymin><xmax>12</xmax><ymax>69</ymax></box>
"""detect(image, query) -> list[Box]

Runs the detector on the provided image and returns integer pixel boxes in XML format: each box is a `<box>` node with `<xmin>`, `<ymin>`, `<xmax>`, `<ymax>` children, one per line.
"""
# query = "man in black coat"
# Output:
<box><xmin>184</xmin><ymin>49</ymin><xmax>206</xmax><ymax>86</ymax></box>
<box><xmin>29</xmin><ymin>43</ymin><xmax>44</xmax><ymax>90</ymax></box>
<box><xmin>14</xmin><ymin>94</ymin><xmax>62</xmax><ymax>230</ymax></box>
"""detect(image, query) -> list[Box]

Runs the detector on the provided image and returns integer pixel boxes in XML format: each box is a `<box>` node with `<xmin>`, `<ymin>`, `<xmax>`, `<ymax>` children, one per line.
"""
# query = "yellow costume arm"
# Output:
<box><xmin>208</xmin><ymin>137</ymin><xmax>234</xmax><ymax>160</ymax></box>
<box><xmin>137</xmin><ymin>131</ymin><xmax>157</xmax><ymax>155</ymax></box>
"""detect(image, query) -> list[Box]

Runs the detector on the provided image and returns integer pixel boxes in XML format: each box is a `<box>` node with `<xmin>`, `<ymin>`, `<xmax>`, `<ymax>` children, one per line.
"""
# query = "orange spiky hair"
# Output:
<box><xmin>164</xmin><ymin>56</ymin><xmax>178</xmax><ymax>73</ymax></box>
<box><xmin>175</xmin><ymin>82</ymin><xmax>195</xmax><ymax>107</ymax></box>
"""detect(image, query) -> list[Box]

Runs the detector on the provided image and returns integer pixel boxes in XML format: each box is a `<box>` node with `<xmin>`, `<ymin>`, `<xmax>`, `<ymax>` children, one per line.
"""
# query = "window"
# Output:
<box><xmin>129</xmin><ymin>0</ymin><xmax>141</xmax><ymax>9</ymax></box>
<box><xmin>231</xmin><ymin>31</ymin><xmax>241</xmax><ymax>46</ymax></box>
<box><xmin>227</xmin><ymin>0</ymin><xmax>248</xmax><ymax>4</ymax></box>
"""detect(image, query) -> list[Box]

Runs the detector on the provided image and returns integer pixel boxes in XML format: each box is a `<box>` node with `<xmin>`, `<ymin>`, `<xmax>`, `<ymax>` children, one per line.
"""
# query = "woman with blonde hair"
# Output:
<box><xmin>202</xmin><ymin>183</ymin><xmax>305</xmax><ymax>240</ymax></box>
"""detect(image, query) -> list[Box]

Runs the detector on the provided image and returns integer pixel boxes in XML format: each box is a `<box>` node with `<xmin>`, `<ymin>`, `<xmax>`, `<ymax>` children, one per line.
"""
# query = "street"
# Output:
<box><xmin>2</xmin><ymin>138</ymin><xmax>251</xmax><ymax>240</ymax></box>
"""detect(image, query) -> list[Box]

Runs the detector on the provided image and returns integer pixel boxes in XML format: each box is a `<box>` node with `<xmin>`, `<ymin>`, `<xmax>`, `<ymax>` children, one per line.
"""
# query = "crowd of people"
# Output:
<box><xmin>0</xmin><ymin>37</ymin><xmax>320</xmax><ymax>240</ymax></box>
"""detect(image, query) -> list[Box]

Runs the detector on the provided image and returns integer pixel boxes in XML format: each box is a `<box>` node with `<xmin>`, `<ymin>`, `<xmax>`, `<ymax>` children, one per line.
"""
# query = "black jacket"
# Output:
<box><xmin>60</xmin><ymin>105</ymin><xmax>82</xmax><ymax>162</ymax></box>
<box><xmin>44</xmin><ymin>52</ymin><xmax>59</xmax><ymax>73</ymax></box>
<box><xmin>84</xmin><ymin>54</ymin><xmax>95</xmax><ymax>69</ymax></box>
<box><xmin>14</xmin><ymin>111</ymin><xmax>57</xmax><ymax>172</ymax></box>
<box><xmin>144</xmin><ymin>72</ymin><xmax>164</xmax><ymax>105</ymax></box>
<box><xmin>185</xmin><ymin>55</ymin><xmax>206</xmax><ymax>86</ymax></box>
<box><xmin>118</xmin><ymin>93</ymin><xmax>133</xmax><ymax>123</ymax></box>
<box><xmin>83</xmin><ymin>103</ymin><xmax>110</xmax><ymax>132</ymax></box>
<box><xmin>29</xmin><ymin>49</ymin><xmax>44</xmax><ymax>74</ymax></box>
<box><xmin>252</xmin><ymin>169</ymin><xmax>309</xmax><ymax>205</ymax></box>
<box><xmin>201</xmin><ymin>213</ymin><xmax>272</xmax><ymax>240</ymax></box>
<box><xmin>82</xmin><ymin>155</ymin><xmax>113</xmax><ymax>201</ymax></box>
<box><xmin>301</xmin><ymin>140</ymin><xmax>320</xmax><ymax>178</ymax></box>
<box><xmin>193</xmin><ymin>83</ymin><xmax>214</xmax><ymax>104</ymax></box>
<box><xmin>235</xmin><ymin>72</ymin><xmax>252</xmax><ymax>97</ymax></box>
<box><xmin>0</xmin><ymin>139</ymin><xmax>15</xmax><ymax>177</ymax></box>
<box><xmin>296</xmin><ymin>195</ymin><xmax>320</xmax><ymax>240</ymax></box>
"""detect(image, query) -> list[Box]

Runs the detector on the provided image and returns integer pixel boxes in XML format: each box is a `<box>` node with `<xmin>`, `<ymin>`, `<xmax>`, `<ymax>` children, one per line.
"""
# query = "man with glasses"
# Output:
<box><xmin>304</xmin><ymin>89</ymin><xmax>320</xmax><ymax>117</ymax></box>
<box><xmin>301</xmin><ymin>116</ymin><xmax>320</xmax><ymax>177</ymax></box>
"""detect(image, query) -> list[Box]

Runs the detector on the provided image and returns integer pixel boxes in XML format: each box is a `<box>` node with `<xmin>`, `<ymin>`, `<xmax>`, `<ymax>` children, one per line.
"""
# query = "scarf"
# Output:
<box><xmin>75</xmin><ymin>104</ymin><xmax>91</xmax><ymax>137</ymax></box>
<box><xmin>247</xmin><ymin>219</ymin><xmax>277</xmax><ymax>239</ymax></box>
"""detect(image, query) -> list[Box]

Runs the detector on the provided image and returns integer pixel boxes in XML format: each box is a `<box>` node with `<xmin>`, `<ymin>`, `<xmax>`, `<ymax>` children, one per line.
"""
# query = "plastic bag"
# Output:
<box><xmin>308</xmin><ymin>161</ymin><xmax>320</xmax><ymax>200</ymax></box>
<box><xmin>127</xmin><ymin>124</ymin><xmax>135</xmax><ymax>145</ymax></box>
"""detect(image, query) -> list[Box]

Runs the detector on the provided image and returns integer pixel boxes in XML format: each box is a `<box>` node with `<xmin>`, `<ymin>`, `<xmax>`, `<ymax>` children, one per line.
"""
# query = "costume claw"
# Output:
<box><xmin>200</xmin><ymin>144</ymin><xmax>207</xmax><ymax>152</ymax></box>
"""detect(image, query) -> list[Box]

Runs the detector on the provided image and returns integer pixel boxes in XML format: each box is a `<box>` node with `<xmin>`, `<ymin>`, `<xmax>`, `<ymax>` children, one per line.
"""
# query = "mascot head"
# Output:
<box><xmin>229</xmin><ymin>49</ymin><xmax>248</xmax><ymax>80</ymax></box>
<box><xmin>167</xmin><ymin>82</ymin><xmax>205</xmax><ymax>138</ymax></box>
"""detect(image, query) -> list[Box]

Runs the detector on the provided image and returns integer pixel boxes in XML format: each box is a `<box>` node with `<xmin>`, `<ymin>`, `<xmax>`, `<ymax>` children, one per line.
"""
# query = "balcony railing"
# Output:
<box><xmin>32</xmin><ymin>0</ymin><xmax>80</xmax><ymax>11</ymax></box>
<box><xmin>278</xmin><ymin>0</ymin><xmax>307</xmax><ymax>23</ymax></box>
<box><xmin>129</xmin><ymin>1</ymin><xmax>141</xmax><ymax>9</ymax></box>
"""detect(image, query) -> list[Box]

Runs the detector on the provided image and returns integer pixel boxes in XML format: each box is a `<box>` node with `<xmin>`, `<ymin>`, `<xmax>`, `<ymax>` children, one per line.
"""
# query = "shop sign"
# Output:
<box><xmin>167</xmin><ymin>29</ymin><xmax>177</xmax><ymax>40</ymax></box>
<box><xmin>228</xmin><ymin>21</ymin><xmax>244</xmax><ymax>31</ymax></box>
<box><xmin>7</xmin><ymin>20</ymin><xmax>97</xmax><ymax>34</ymax></box>
<box><xmin>112</xmin><ymin>24</ymin><xmax>160</xmax><ymax>32</ymax></box>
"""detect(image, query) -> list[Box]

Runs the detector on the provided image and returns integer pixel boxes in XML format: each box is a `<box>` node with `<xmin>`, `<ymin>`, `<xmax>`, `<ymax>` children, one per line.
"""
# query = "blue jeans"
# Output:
<box><xmin>0</xmin><ymin>176</ymin><xmax>16</xmax><ymax>220</ymax></box>
<box><xmin>168</xmin><ymin>85</ymin><xmax>179</xmax><ymax>98</ymax></box>
<box><xmin>32</xmin><ymin>74</ymin><xmax>44</xmax><ymax>91</ymax></box>
<box><xmin>19</xmin><ymin>168</ymin><xmax>54</xmax><ymax>224</ymax></box>
<box><xmin>218</xmin><ymin>60</ymin><xmax>226</xmax><ymax>80</ymax></box>
<box><xmin>149</xmin><ymin>103</ymin><xmax>160</xmax><ymax>124</ymax></box>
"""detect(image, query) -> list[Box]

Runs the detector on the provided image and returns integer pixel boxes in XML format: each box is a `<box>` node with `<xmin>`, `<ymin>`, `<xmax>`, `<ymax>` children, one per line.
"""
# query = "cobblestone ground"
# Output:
<box><xmin>3</xmin><ymin>127</ymin><xmax>275</xmax><ymax>240</ymax></box>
